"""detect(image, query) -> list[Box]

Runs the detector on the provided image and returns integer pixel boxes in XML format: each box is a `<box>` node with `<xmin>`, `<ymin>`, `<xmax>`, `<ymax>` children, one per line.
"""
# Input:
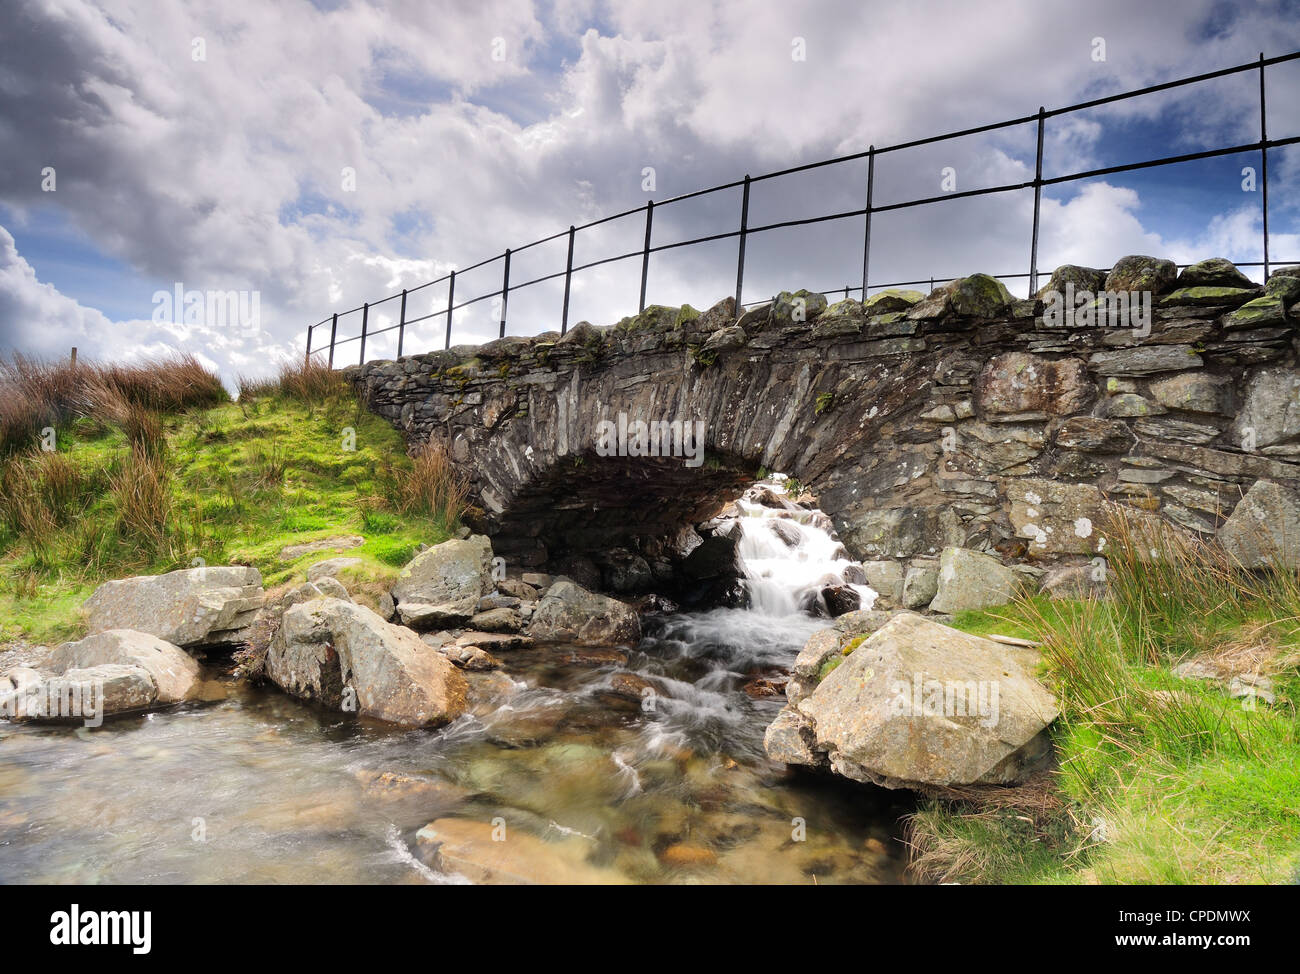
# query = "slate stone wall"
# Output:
<box><xmin>349</xmin><ymin>256</ymin><xmax>1300</xmax><ymax>596</ymax></box>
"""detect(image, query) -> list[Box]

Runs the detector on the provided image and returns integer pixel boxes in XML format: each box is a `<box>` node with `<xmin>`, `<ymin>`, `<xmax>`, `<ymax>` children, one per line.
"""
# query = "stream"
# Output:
<box><xmin>0</xmin><ymin>486</ymin><xmax>912</xmax><ymax>884</ymax></box>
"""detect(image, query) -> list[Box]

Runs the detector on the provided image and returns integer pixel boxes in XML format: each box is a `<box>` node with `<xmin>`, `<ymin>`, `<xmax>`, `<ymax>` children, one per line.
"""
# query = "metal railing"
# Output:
<box><xmin>306</xmin><ymin>50</ymin><xmax>1300</xmax><ymax>367</ymax></box>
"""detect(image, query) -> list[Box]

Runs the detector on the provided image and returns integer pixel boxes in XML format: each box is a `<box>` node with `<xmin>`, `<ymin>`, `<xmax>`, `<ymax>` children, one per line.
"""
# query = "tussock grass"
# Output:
<box><xmin>909</xmin><ymin>506</ymin><xmax>1300</xmax><ymax>885</ymax></box>
<box><xmin>238</xmin><ymin>357</ymin><xmax>350</xmax><ymax>406</ymax></box>
<box><xmin>0</xmin><ymin>354</ymin><xmax>458</xmax><ymax>644</ymax></box>
<box><xmin>385</xmin><ymin>440</ymin><xmax>468</xmax><ymax>529</ymax></box>
<box><xmin>0</xmin><ymin>351</ymin><xmax>226</xmax><ymax>455</ymax></box>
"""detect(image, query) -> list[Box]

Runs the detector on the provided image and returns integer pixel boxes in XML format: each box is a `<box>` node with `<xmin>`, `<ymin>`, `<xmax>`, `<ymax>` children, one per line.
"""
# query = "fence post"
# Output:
<box><xmin>328</xmin><ymin>313</ymin><xmax>338</xmax><ymax>369</ymax></box>
<box><xmin>561</xmin><ymin>225</ymin><xmax>576</xmax><ymax>335</ymax></box>
<box><xmin>861</xmin><ymin>146</ymin><xmax>874</xmax><ymax>301</ymax></box>
<box><xmin>359</xmin><ymin>303</ymin><xmax>369</xmax><ymax>366</ymax></box>
<box><xmin>639</xmin><ymin>202</ymin><xmax>654</xmax><ymax>313</ymax></box>
<box><xmin>1259</xmin><ymin>53</ymin><xmax>1270</xmax><ymax>280</ymax></box>
<box><xmin>304</xmin><ymin>325</ymin><xmax>312</xmax><ymax>365</ymax></box>
<box><xmin>500</xmin><ymin>249</ymin><xmax>511</xmax><ymax>338</ymax></box>
<box><xmin>444</xmin><ymin>271</ymin><xmax>456</xmax><ymax>350</ymax></box>
<box><xmin>1029</xmin><ymin>107</ymin><xmax>1045</xmax><ymax>296</ymax></box>
<box><xmin>734</xmin><ymin>175</ymin><xmax>751</xmax><ymax>314</ymax></box>
<box><xmin>397</xmin><ymin>289</ymin><xmax>408</xmax><ymax>358</ymax></box>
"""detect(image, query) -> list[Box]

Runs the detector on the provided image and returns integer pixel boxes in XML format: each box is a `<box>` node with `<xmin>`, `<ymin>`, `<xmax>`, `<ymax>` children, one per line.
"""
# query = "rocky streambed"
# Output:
<box><xmin>0</xmin><ymin>481</ymin><xmax>1064</xmax><ymax>884</ymax></box>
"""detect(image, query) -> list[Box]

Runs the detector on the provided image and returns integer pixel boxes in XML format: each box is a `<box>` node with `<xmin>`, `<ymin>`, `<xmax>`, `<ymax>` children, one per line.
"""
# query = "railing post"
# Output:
<box><xmin>1259</xmin><ymin>53</ymin><xmax>1270</xmax><ymax>280</ymax></box>
<box><xmin>1029</xmin><ymin>107</ymin><xmax>1045</xmax><ymax>296</ymax></box>
<box><xmin>734</xmin><ymin>175</ymin><xmax>751</xmax><ymax>314</ymax></box>
<box><xmin>328</xmin><ymin>313</ymin><xmax>338</xmax><ymax>369</ymax></box>
<box><xmin>359</xmin><ymin>303</ymin><xmax>369</xmax><ymax>366</ymax></box>
<box><xmin>444</xmin><ymin>271</ymin><xmax>456</xmax><ymax>350</ymax></box>
<box><xmin>305</xmin><ymin>324</ymin><xmax>312</xmax><ymax>365</ymax></box>
<box><xmin>499</xmin><ymin>249</ymin><xmax>511</xmax><ymax>338</ymax></box>
<box><xmin>861</xmin><ymin>146</ymin><xmax>874</xmax><ymax>301</ymax></box>
<box><xmin>639</xmin><ymin>202</ymin><xmax>654</xmax><ymax>313</ymax></box>
<box><xmin>561</xmin><ymin>225</ymin><xmax>576</xmax><ymax>335</ymax></box>
<box><xmin>397</xmin><ymin>289</ymin><xmax>408</xmax><ymax>358</ymax></box>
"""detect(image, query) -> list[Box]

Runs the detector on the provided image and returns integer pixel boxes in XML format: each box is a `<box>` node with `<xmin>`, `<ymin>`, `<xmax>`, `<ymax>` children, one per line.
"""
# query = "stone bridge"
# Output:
<box><xmin>350</xmin><ymin>256</ymin><xmax>1300</xmax><ymax>597</ymax></box>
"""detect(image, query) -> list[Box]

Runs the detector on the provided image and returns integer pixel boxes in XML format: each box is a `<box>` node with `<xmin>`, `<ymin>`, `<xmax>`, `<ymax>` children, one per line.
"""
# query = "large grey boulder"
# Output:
<box><xmin>1</xmin><ymin>628</ymin><xmax>202</xmax><ymax>723</ymax></box>
<box><xmin>390</xmin><ymin>535</ymin><xmax>494</xmax><ymax>630</ymax></box>
<box><xmin>47</xmin><ymin>629</ymin><xmax>200</xmax><ymax>704</ymax></box>
<box><xmin>526</xmin><ymin>580</ymin><xmax>641</xmax><ymax>646</ymax></box>
<box><xmin>82</xmin><ymin>566</ymin><xmax>264</xmax><ymax>650</ymax></box>
<box><xmin>265</xmin><ymin>598</ymin><xmax>468</xmax><ymax>727</ymax></box>
<box><xmin>0</xmin><ymin>662</ymin><xmax>154</xmax><ymax>723</ymax></box>
<box><xmin>1218</xmin><ymin>480</ymin><xmax>1300</xmax><ymax>568</ymax></box>
<box><xmin>768</xmin><ymin>613</ymin><xmax>1059</xmax><ymax>790</ymax></box>
<box><xmin>928</xmin><ymin>547</ymin><xmax>1019</xmax><ymax>614</ymax></box>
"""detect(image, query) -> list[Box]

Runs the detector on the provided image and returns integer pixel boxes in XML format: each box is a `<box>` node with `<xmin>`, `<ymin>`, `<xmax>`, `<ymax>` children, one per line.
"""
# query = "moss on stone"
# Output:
<box><xmin>1158</xmin><ymin>286</ymin><xmax>1258</xmax><ymax>307</ymax></box>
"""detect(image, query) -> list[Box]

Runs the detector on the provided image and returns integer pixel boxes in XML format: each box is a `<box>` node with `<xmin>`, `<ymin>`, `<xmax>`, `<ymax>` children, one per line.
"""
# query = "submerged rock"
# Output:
<box><xmin>766</xmin><ymin>612</ymin><xmax>1059</xmax><ymax>790</ymax></box>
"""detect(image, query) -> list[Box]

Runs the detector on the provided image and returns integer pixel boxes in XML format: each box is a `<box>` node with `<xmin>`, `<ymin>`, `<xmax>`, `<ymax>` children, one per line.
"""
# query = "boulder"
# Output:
<box><xmin>820</xmin><ymin>585</ymin><xmax>861</xmax><ymax>617</ymax></box>
<box><xmin>1218</xmin><ymin>480</ymin><xmax>1300</xmax><ymax>568</ymax></box>
<box><xmin>527</xmin><ymin>580</ymin><xmax>641</xmax><ymax>646</ymax></box>
<box><xmin>596</xmin><ymin>548</ymin><xmax>654</xmax><ymax>593</ymax></box>
<box><xmin>1105</xmin><ymin>255</ymin><xmax>1177</xmax><ymax>294</ymax></box>
<box><xmin>861</xmin><ymin>560</ymin><xmax>904</xmax><ymax>606</ymax></box>
<box><xmin>902</xmin><ymin>562</ymin><xmax>939</xmax><ymax>609</ymax></box>
<box><xmin>771</xmin><ymin>289</ymin><xmax>828</xmax><ymax>325</ymax></box>
<box><xmin>1</xmin><ymin>662</ymin><xmax>156</xmax><ymax>722</ymax></box>
<box><xmin>82</xmin><ymin>566</ymin><xmax>264</xmax><ymax>650</ymax></box>
<box><xmin>862</xmin><ymin>289</ymin><xmax>924</xmax><ymax>313</ymax></box>
<box><xmin>1175</xmin><ymin>257</ymin><xmax>1254</xmax><ymax>290</ymax></box>
<box><xmin>1035</xmin><ymin>264</ymin><xmax>1107</xmax><ymax>299</ymax></box>
<box><xmin>928</xmin><ymin>547</ymin><xmax>1019</xmax><ymax>614</ymax></box>
<box><xmin>468</xmin><ymin>607</ymin><xmax>523</xmax><ymax>633</ymax></box>
<box><xmin>391</xmin><ymin>535</ymin><xmax>494</xmax><ymax>630</ymax></box>
<box><xmin>46</xmin><ymin>629</ymin><xmax>200</xmax><ymax>704</ymax></box>
<box><xmin>497</xmin><ymin>577</ymin><xmax>538</xmax><ymax>601</ymax></box>
<box><xmin>771</xmin><ymin>613</ymin><xmax>1059</xmax><ymax>789</ymax></box>
<box><xmin>265</xmin><ymin>598</ymin><xmax>467</xmax><ymax>727</ymax></box>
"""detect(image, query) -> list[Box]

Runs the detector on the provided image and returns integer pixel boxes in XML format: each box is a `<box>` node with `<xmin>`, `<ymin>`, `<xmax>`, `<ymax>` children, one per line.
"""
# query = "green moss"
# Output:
<box><xmin>814</xmin><ymin>392</ymin><xmax>834</xmax><ymax>415</ymax></box>
<box><xmin>817</xmin><ymin>655</ymin><xmax>844</xmax><ymax>681</ymax></box>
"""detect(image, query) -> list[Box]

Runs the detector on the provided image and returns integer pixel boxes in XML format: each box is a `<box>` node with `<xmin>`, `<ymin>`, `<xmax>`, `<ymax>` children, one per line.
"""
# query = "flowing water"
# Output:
<box><xmin>0</xmin><ymin>488</ymin><xmax>912</xmax><ymax>884</ymax></box>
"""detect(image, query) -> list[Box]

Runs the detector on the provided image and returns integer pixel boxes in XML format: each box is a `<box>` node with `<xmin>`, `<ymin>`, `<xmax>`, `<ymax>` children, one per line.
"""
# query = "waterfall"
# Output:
<box><xmin>734</xmin><ymin>475</ymin><xmax>877</xmax><ymax>617</ymax></box>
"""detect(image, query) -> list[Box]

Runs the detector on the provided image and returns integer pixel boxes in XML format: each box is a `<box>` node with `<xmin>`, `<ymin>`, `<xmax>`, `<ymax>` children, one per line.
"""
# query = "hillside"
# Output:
<box><xmin>0</xmin><ymin>356</ymin><xmax>460</xmax><ymax>647</ymax></box>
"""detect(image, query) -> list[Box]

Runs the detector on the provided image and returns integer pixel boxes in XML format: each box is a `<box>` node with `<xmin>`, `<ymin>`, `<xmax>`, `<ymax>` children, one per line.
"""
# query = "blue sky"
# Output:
<box><xmin>1</xmin><ymin>0</ymin><xmax>1299</xmax><ymax>381</ymax></box>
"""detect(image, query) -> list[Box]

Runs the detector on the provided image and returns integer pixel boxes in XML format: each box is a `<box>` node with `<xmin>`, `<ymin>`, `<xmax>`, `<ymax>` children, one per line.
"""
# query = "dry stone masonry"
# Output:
<box><xmin>351</xmin><ymin>256</ymin><xmax>1300</xmax><ymax>601</ymax></box>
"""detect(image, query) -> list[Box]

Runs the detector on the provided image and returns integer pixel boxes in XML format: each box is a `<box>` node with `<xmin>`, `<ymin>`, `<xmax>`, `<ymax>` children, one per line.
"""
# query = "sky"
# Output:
<box><xmin>2</xmin><ymin>0</ymin><xmax>1299</xmax><ymax>384</ymax></box>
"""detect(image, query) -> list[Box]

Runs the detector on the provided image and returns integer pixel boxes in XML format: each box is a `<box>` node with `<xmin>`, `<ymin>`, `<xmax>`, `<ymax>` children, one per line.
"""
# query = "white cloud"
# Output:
<box><xmin>1</xmin><ymin>0</ymin><xmax>1298</xmax><ymax>381</ymax></box>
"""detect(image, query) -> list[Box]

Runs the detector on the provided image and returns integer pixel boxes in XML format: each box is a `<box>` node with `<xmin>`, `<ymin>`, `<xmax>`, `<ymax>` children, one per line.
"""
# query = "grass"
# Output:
<box><xmin>910</xmin><ymin>510</ymin><xmax>1300</xmax><ymax>885</ymax></box>
<box><xmin>0</xmin><ymin>356</ymin><xmax>467</xmax><ymax>644</ymax></box>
